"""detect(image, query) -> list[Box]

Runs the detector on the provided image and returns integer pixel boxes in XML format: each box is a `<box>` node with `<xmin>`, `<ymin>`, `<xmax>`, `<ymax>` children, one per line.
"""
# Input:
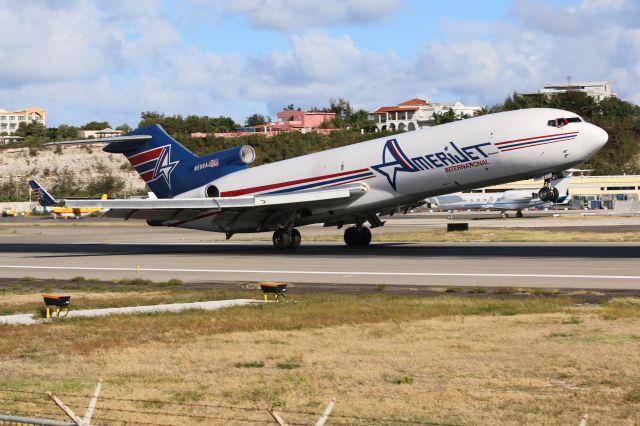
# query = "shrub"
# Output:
<box><xmin>235</xmin><ymin>361</ymin><xmax>265</xmax><ymax>368</ymax></box>
<box><xmin>393</xmin><ymin>375</ymin><xmax>414</xmax><ymax>385</ymax></box>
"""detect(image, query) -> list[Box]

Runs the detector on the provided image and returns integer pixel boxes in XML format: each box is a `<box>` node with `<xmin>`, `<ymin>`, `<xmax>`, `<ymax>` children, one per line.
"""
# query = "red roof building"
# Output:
<box><xmin>369</xmin><ymin>98</ymin><xmax>481</xmax><ymax>132</ymax></box>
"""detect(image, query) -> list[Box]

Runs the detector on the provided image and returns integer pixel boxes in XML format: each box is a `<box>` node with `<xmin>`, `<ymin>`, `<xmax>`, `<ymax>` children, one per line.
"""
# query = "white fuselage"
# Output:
<box><xmin>175</xmin><ymin>108</ymin><xmax>607</xmax><ymax>233</ymax></box>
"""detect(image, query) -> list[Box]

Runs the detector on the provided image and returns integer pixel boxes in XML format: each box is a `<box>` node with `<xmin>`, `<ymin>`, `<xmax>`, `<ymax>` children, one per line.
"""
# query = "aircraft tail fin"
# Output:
<box><xmin>103</xmin><ymin>125</ymin><xmax>255</xmax><ymax>199</ymax></box>
<box><xmin>28</xmin><ymin>179</ymin><xmax>58</xmax><ymax>207</ymax></box>
<box><xmin>45</xmin><ymin>124</ymin><xmax>256</xmax><ymax>199</ymax></box>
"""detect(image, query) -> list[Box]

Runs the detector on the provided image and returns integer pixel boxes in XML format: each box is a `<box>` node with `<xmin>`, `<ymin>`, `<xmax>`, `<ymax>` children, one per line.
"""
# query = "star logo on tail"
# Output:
<box><xmin>371</xmin><ymin>139</ymin><xmax>418</xmax><ymax>191</ymax></box>
<box><xmin>151</xmin><ymin>146</ymin><xmax>179</xmax><ymax>189</ymax></box>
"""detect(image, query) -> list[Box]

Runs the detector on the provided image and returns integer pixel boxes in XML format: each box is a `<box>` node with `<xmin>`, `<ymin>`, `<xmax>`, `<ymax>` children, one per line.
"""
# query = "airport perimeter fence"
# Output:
<box><xmin>0</xmin><ymin>387</ymin><xmax>444</xmax><ymax>426</ymax></box>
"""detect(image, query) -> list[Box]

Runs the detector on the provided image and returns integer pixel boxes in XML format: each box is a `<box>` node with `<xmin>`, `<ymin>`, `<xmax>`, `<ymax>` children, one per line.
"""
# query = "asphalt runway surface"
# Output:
<box><xmin>1</xmin><ymin>216</ymin><xmax>640</xmax><ymax>289</ymax></box>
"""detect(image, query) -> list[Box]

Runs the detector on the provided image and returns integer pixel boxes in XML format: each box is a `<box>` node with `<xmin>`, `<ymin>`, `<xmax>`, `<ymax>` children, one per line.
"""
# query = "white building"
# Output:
<box><xmin>78</xmin><ymin>128</ymin><xmax>122</xmax><ymax>139</ymax></box>
<box><xmin>537</xmin><ymin>81</ymin><xmax>616</xmax><ymax>101</ymax></box>
<box><xmin>0</xmin><ymin>107</ymin><xmax>46</xmax><ymax>135</ymax></box>
<box><xmin>369</xmin><ymin>98</ymin><xmax>482</xmax><ymax>132</ymax></box>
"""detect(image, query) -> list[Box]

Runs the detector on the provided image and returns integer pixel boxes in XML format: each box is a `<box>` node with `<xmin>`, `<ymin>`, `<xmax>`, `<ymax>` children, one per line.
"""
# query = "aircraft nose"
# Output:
<box><xmin>582</xmin><ymin>123</ymin><xmax>608</xmax><ymax>156</ymax></box>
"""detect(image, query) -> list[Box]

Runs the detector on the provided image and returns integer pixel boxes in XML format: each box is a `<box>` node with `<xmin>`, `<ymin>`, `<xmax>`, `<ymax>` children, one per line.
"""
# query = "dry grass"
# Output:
<box><xmin>304</xmin><ymin>228</ymin><xmax>640</xmax><ymax>243</ymax></box>
<box><xmin>1</xmin><ymin>290</ymin><xmax>640</xmax><ymax>425</ymax></box>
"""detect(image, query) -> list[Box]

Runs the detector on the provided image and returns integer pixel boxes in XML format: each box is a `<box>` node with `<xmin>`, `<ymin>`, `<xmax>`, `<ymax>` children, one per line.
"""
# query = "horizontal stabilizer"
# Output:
<box><xmin>44</xmin><ymin>135</ymin><xmax>152</xmax><ymax>146</ymax></box>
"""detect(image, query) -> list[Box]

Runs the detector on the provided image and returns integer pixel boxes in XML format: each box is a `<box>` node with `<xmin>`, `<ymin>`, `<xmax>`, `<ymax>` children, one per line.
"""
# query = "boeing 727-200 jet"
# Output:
<box><xmin>51</xmin><ymin>108</ymin><xmax>608</xmax><ymax>249</ymax></box>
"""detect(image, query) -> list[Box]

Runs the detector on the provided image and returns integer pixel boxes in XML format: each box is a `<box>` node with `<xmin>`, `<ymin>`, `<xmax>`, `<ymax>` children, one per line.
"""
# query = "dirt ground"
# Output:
<box><xmin>1</xmin><ymin>287</ymin><xmax>640</xmax><ymax>425</ymax></box>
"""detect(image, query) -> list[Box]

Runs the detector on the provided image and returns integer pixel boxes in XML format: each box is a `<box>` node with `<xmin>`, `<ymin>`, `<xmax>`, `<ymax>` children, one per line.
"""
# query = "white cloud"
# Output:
<box><xmin>225</xmin><ymin>0</ymin><xmax>402</xmax><ymax>31</ymax></box>
<box><xmin>408</xmin><ymin>0</ymin><xmax>640</xmax><ymax>106</ymax></box>
<box><xmin>1</xmin><ymin>0</ymin><xmax>640</xmax><ymax>130</ymax></box>
<box><xmin>0</xmin><ymin>2</ymin><xmax>126</xmax><ymax>87</ymax></box>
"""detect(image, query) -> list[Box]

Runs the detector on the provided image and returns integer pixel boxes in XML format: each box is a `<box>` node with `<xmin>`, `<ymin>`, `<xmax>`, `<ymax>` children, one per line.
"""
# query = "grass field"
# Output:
<box><xmin>1</xmin><ymin>284</ymin><xmax>640</xmax><ymax>425</ymax></box>
<box><xmin>310</xmin><ymin>228</ymin><xmax>640</xmax><ymax>243</ymax></box>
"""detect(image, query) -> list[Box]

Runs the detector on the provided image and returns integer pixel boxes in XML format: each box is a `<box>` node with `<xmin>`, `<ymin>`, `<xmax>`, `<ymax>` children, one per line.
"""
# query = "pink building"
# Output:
<box><xmin>190</xmin><ymin>109</ymin><xmax>337</xmax><ymax>139</ymax></box>
<box><xmin>275</xmin><ymin>110</ymin><xmax>335</xmax><ymax>132</ymax></box>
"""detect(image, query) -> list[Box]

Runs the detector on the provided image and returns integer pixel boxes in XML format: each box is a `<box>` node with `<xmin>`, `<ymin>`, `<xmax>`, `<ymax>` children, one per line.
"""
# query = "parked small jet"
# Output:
<box><xmin>28</xmin><ymin>179</ymin><xmax>106</xmax><ymax>219</ymax></box>
<box><xmin>428</xmin><ymin>175</ymin><xmax>572</xmax><ymax>218</ymax></box>
<box><xmin>50</xmin><ymin>108</ymin><xmax>607</xmax><ymax>248</ymax></box>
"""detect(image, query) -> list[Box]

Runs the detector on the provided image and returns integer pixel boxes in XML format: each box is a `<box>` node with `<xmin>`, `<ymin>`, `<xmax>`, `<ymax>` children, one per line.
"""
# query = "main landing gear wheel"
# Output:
<box><xmin>290</xmin><ymin>228</ymin><xmax>301</xmax><ymax>249</ymax></box>
<box><xmin>538</xmin><ymin>186</ymin><xmax>560</xmax><ymax>203</ymax></box>
<box><xmin>344</xmin><ymin>226</ymin><xmax>372</xmax><ymax>248</ymax></box>
<box><xmin>538</xmin><ymin>186</ymin><xmax>553</xmax><ymax>202</ymax></box>
<box><xmin>272</xmin><ymin>228</ymin><xmax>302</xmax><ymax>250</ymax></box>
<box><xmin>516</xmin><ymin>210</ymin><xmax>523</xmax><ymax>218</ymax></box>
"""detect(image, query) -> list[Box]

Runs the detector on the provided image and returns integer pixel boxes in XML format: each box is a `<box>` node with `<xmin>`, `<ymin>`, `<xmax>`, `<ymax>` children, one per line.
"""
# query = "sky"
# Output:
<box><xmin>1</xmin><ymin>0</ymin><xmax>639</xmax><ymax>128</ymax></box>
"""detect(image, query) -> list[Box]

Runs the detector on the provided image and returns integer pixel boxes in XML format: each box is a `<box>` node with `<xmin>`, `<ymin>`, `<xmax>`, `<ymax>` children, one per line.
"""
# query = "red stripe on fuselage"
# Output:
<box><xmin>128</xmin><ymin>147</ymin><xmax>163</xmax><ymax>166</ymax></box>
<box><xmin>326</xmin><ymin>175</ymin><xmax>376</xmax><ymax>187</ymax></box>
<box><xmin>389</xmin><ymin>140</ymin><xmax>412</xmax><ymax>168</ymax></box>
<box><xmin>494</xmin><ymin>131</ymin><xmax>578</xmax><ymax>146</ymax></box>
<box><xmin>499</xmin><ymin>137</ymin><xmax>576</xmax><ymax>152</ymax></box>
<box><xmin>220</xmin><ymin>168</ymin><xmax>370</xmax><ymax>197</ymax></box>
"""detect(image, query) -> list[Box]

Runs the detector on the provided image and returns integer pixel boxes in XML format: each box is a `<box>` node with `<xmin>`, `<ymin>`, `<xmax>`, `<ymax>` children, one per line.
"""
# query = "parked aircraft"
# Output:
<box><xmin>50</xmin><ymin>108</ymin><xmax>607</xmax><ymax>248</ymax></box>
<box><xmin>428</xmin><ymin>175</ymin><xmax>572</xmax><ymax>218</ymax></box>
<box><xmin>28</xmin><ymin>179</ymin><xmax>106</xmax><ymax>219</ymax></box>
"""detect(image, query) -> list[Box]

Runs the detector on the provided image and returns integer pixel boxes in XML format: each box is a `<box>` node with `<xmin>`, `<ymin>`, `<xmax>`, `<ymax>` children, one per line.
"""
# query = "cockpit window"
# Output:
<box><xmin>547</xmin><ymin>117</ymin><xmax>582</xmax><ymax>127</ymax></box>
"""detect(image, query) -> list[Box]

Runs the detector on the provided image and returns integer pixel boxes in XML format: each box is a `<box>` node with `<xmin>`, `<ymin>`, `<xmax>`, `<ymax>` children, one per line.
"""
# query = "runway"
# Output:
<box><xmin>1</xmin><ymin>222</ymin><xmax>640</xmax><ymax>288</ymax></box>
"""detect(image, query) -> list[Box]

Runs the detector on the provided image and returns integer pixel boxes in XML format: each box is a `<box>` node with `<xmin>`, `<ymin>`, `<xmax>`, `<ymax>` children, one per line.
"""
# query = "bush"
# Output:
<box><xmin>393</xmin><ymin>375</ymin><xmax>414</xmax><ymax>385</ymax></box>
<box><xmin>235</xmin><ymin>361</ymin><xmax>265</xmax><ymax>368</ymax></box>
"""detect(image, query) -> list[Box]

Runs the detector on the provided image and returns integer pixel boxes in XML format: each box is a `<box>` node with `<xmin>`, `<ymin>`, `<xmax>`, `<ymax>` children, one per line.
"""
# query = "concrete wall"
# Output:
<box><xmin>0</xmin><ymin>202</ymin><xmax>38</xmax><ymax>213</ymax></box>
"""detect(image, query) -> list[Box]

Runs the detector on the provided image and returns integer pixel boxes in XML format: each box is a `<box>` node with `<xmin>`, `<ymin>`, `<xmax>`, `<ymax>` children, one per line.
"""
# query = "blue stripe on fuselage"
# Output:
<box><xmin>267</xmin><ymin>172</ymin><xmax>375</xmax><ymax>194</ymax></box>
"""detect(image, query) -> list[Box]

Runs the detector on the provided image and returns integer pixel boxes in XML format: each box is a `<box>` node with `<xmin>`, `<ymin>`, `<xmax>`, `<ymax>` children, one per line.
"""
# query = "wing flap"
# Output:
<box><xmin>65</xmin><ymin>184</ymin><xmax>368</xmax><ymax>222</ymax></box>
<box><xmin>66</xmin><ymin>184</ymin><xmax>367</xmax><ymax>210</ymax></box>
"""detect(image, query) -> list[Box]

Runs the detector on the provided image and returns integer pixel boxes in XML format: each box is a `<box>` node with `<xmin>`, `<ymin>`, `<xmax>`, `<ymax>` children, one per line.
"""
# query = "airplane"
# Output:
<box><xmin>428</xmin><ymin>175</ymin><xmax>572</xmax><ymax>218</ymax></box>
<box><xmin>49</xmin><ymin>108</ymin><xmax>608</xmax><ymax>249</ymax></box>
<box><xmin>28</xmin><ymin>179</ymin><xmax>107</xmax><ymax>219</ymax></box>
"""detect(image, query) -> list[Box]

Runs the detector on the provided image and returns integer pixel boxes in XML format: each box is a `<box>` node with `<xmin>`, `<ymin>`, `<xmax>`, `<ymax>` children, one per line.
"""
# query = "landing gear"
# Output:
<box><xmin>272</xmin><ymin>228</ymin><xmax>302</xmax><ymax>250</ymax></box>
<box><xmin>344</xmin><ymin>226</ymin><xmax>372</xmax><ymax>248</ymax></box>
<box><xmin>290</xmin><ymin>228</ymin><xmax>301</xmax><ymax>249</ymax></box>
<box><xmin>538</xmin><ymin>183</ymin><xmax>560</xmax><ymax>203</ymax></box>
<box><xmin>516</xmin><ymin>210</ymin><xmax>523</xmax><ymax>218</ymax></box>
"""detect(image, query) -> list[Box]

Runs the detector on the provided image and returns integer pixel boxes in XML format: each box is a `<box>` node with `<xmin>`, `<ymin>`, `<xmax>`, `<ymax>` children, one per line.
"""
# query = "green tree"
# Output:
<box><xmin>116</xmin><ymin>123</ymin><xmax>132</xmax><ymax>134</ymax></box>
<box><xmin>474</xmin><ymin>106</ymin><xmax>490</xmax><ymax>116</ymax></box>
<box><xmin>85</xmin><ymin>174</ymin><xmax>125</xmax><ymax>196</ymax></box>
<box><xmin>328</xmin><ymin>98</ymin><xmax>353</xmax><ymax>118</ymax></box>
<box><xmin>138</xmin><ymin>112</ymin><xmax>237</xmax><ymax>135</ymax></box>
<box><xmin>57</xmin><ymin>124</ymin><xmax>79</xmax><ymax>139</ymax></box>
<box><xmin>15</xmin><ymin>120</ymin><xmax>47</xmax><ymax>139</ymax></box>
<box><xmin>245</xmin><ymin>114</ymin><xmax>268</xmax><ymax>127</ymax></box>
<box><xmin>81</xmin><ymin>121</ymin><xmax>110</xmax><ymax>130</ymax></box>
<box><xmin>51</xmin><ymin>168</ymin><xmax>80</xmax><ymax>197</ymax></box>
<box><xmin>432</xmin><ymin>108</ymin><xmax>458</xmax><ymax>125</ymax></box>
<box><xmin>0</xmin><ymin>176</ymin><xmax>18</xmax><ymax>202</ymax></box>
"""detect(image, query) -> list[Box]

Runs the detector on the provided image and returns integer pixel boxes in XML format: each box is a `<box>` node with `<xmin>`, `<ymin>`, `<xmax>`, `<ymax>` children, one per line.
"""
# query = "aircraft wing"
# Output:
<box><xmin>64</xmin><ymin>184</ymin><xmax>368</xmax><ymax>226</ymax></box>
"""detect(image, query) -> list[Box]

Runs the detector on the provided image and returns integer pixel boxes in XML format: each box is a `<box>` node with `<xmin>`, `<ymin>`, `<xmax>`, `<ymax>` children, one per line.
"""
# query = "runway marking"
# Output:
<box><xmin>1</xmin><ymin>264</ymin><xmax>640</xmax><ymax>280</ymax></box>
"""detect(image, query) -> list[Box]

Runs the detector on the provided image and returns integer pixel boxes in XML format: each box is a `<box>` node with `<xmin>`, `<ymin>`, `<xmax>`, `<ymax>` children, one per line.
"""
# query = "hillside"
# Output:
<box><xmin>0</xmin><ymin>144</ymin><xmax>145</xmax><ymax>199</ymax></box>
